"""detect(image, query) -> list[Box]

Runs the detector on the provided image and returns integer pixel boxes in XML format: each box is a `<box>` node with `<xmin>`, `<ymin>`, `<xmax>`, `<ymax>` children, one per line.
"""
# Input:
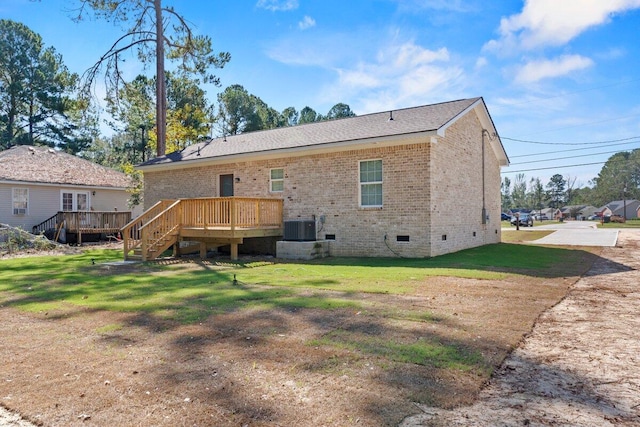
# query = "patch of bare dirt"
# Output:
<box><xmin>401</xmin><ymin>230</ymin><xmax>640</xmax><ymax>426</ymax></box>
<box><xmin>0</xmin><ymin>240</ymin><xmax>608</xmax><ymax>426</ymax></box>
<box><xmin>0</xmin><ymin>241</ymin><xmax>122</xmax><ymax>260</ymax></box>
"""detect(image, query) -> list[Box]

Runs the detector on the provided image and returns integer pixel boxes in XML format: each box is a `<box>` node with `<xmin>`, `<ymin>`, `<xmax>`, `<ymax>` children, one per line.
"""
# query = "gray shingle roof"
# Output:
<box><xmin>139</xmin><ymin>97</ymin><xmax>488</xmax><ymax>168</ymax></box>
<box><xmin>0</xmin><ymin>145</ymin><xmax>132</xmax><ymax>188</ymax></box>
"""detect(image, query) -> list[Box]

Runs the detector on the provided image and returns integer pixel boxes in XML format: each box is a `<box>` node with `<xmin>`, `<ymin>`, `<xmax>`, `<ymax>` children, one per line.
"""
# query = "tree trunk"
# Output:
<box><xmin>155</xmin><ymin>0</ymin><xmax>166</xmax><ymax>157</ymax></box>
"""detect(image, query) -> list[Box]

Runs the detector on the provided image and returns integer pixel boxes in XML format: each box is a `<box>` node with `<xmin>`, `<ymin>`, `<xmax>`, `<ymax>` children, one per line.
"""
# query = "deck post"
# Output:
<box><xmin>141</xmin><ymin>227</ymin><xmax>148</xmax><ymax>261</ymax></box>
<box><xmin>230</xmin><ymin>243</ymin><xmax>238</xmax><ymax>260</ymax></box>
<box><xmin>199</xmin><ymin>242</ymin><xmax>207</xmax><ymax>259</ymax></box>
<box><xmin>230</xmin><ymin>198</ymin><xmax>236</xmax><ymax>232</ymax></box>
<box><xmin>123</xmin><ymin>229</ymin><xmax>130</xmax><ymax>260</ymax></box>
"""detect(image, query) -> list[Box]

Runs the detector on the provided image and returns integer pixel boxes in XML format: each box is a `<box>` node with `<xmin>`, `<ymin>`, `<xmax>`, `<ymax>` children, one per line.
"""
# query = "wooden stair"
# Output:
<box><xmin>121</xmin><ymin>197</ymin><xmax>284</xmax><ymax>262</ymax></box>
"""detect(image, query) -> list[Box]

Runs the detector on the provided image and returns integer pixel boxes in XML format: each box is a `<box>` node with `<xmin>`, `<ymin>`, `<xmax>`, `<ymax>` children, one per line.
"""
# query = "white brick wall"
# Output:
<box><xmin>144</xmin><ymin>109</ymin><xmax>502</xmax><ymax>258</ymax></box>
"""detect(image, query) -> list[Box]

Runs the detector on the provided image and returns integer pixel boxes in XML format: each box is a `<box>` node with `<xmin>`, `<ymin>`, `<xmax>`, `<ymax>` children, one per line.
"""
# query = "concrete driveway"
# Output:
<box><xmin>514</xmin><ymin>221</ymin><xmax>619</xmax><ymax>247</ymax></box>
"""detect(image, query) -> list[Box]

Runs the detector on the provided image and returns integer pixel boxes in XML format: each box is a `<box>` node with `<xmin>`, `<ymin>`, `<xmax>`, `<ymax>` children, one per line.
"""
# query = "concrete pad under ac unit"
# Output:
<box><xmin>276</xmin><ymin>240</ymin><xmax>330</xmax><ymax>260</ymax></box>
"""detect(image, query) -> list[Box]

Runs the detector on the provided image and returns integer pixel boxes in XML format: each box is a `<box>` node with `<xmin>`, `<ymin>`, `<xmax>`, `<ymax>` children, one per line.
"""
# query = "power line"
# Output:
<box><xmin>502</xmin><ymin>135</ymin><xmax>640</xmax><ymax>146</ymax></box>
<box><xmin>503</xmin><ymin>155</ymin><xmax>633</xmax><ymax>174</ymax></box>
<box><xmin>509</xmin><ymin>140</ymin><xmax>640</xmax><ymax>158</ymax></box>
<box><xmin>510</xmin><ymin>148</ymin><xmax>638</xmax><ymax>166</ymax></box>
<box><xmin>503</xmin><ymin>160</ymin><xmax>607</xmax><ymax>174</ymax></box>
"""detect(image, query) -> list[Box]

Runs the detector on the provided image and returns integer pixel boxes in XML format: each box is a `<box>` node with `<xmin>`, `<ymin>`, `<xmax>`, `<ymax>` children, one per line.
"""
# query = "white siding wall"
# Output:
<box><xmin>0</xmin><ymin>183</ymin><xmax>134</xmax><ymax>231</ymax></box>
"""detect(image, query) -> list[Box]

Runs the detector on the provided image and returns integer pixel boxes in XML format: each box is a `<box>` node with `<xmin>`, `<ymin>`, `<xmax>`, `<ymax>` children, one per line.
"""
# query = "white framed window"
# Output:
<box><xmin>359</xmin><ymin>159</ymin><xmax>383</xmax><ymax>207</ymax></box>
<box><xmin>61</xmin><ymin>190</ymin><xmax>90</xmax><ymax>211</ymax></box>
<box><xmin>12</xmin><ymin>188</ymin><xmax>29</xmax><ymax>215</ymax></box>
<box><xmin>270</xmin><ymin>168</ymin><xmax>284</xmax><ymax>192</ymax></box>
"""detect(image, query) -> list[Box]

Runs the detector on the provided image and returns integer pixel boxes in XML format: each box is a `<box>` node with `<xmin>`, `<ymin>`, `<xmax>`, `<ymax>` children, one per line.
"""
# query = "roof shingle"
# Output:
<box><xmin>0</xmin><ymin>146</ymin><xmax>132</xmax><ymax>188</ymax></box>
<box><xmin>140</xmin><ymin>97</ymin><xmax>484</xmax><ymax>167</ymax></box>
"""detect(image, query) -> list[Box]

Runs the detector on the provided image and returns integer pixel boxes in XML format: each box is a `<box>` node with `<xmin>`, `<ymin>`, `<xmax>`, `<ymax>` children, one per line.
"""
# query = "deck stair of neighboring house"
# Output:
<box><xmin>121</xmin><ymin>197</ymin><xmax>283</xmax><ymax>261</ymax></box>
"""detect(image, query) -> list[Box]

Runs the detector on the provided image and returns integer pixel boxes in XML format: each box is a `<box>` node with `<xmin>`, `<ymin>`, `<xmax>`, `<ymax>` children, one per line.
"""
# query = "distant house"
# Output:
<box><xmin>599</xmin><ymin>200</ymin><xmax>640</xmax><ymax>219</ymax></box>
<box><xmin>0</xmin><ymin>146</ymin><xmax>137</xmax><ymax>236</ymax></box>
<box><xmin>560</xmin><ymin>205</ymin><xmax>599</xmax><ymax>220</ymax></box>
<box><xmin>131</xmin><ymin>97</ymin><xmax>509</xmax><ymax>260</ymax></box>
<box><xmin>532</xmin><ymin>207</ymin><xmax>556</xmax><ymax>220</ymax></box>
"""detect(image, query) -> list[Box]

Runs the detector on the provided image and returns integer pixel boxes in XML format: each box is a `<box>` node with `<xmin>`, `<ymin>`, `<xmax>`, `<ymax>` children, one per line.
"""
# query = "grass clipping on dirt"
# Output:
<box><xmin>0</xmin><ymin>243</ymin><xmax>600</xmax><ymax>426</ymax></box>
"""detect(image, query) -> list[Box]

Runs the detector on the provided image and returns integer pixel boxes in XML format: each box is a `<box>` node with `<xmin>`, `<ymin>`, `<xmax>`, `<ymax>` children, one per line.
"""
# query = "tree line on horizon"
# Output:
<box><xmin>502</xmin><ymin>148</ymin><xmax>640</xmax><ymax>212</ymax></box>
<box><xmin>0</xmin><ymin>18</ymin><xmax>355</xmax><ymax>163</ymax></box>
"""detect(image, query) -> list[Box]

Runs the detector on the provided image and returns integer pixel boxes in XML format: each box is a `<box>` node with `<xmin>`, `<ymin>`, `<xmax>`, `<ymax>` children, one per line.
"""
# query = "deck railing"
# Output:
<box><xmin>32</xmin><ymin>211</ymin><xmax>132</xmax><ymax>235</ymax></box>
<box><xmin>121</xmin><ymin>200</ymin><xmax>175</xmax><ymax>259</ymax></box>
<box><xmin>180</xmin><ymin>197</ymin><xmax>283</xmax><ymax>229</ymax></box>
<box><xmin>122</xmin><ymin>197</ymin><xmax>283</xmax><ymax>261</ymax></box>
<box><xmin>64</xmin><ymin>211</ymin><xmax>132</xmax><ymax>232</ymax></box>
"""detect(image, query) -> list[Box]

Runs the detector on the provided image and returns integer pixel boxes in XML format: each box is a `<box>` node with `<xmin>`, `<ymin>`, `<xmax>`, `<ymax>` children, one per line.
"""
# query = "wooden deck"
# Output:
<box><xmin>122</xmin><ymin>197</ymin><xmax>283</xmax><ymax>261</ymax></box>
<box><xmin>33</xmin><ymin>211</ymin><xmax>132</xmax><ymax>244</ymax></box>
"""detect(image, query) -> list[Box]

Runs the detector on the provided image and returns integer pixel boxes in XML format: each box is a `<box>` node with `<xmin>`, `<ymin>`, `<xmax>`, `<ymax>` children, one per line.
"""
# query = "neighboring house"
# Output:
<box><xmin>0</xmin><ymin>145</ymin><xmax>137</xmax><ymax>233</ymax></box>
<box><xmin>531</xmin><ymin>207</ymin><xmax>555</xmax><ymax>220</ymax></box>
<box><xmin>560</xmin><ymin>205</ymin><xmax>599</xmax><ymax>220</ymax></box>
<box><xmin>599</xmin><ymin>199</ymin><xmax>640</xmax><ymax>219</ymax></box>
<box><xmin>135</xmin><ymin>97</ymin><xmax>509</xmax><ymax>259</ymax></box>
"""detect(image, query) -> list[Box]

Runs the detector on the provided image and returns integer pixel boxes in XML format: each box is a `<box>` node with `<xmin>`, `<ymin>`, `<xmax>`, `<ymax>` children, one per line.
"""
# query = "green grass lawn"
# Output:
<box><xmin>0</xmin><ymin>243</ymin><xmax>590</xmax><ymax>323</ymax></box>
<box><xmin>0</xmin><ymin>243</ymin><xmax>599</xmax><ymax>423</ymax></box>
<box><xmin>597</xmin><ymin>218</ymin><xmax>640</xmax><ymax>228</ymax></box>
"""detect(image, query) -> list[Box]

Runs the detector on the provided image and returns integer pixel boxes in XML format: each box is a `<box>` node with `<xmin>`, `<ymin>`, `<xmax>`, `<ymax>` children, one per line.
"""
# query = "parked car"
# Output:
<box><xmin>610</xmin><ymin>214</ymin><xmax>626</xmax><ymax>223</ymax></box>
<box><xmin>501</xmin><ymin>212</ymin><xmax>511</xmax><ymax>221</ymax></box>
<box><xmin>510</xmin><ymin>213</ymin><xmax>534</xmax><ymax>227</ymax></box>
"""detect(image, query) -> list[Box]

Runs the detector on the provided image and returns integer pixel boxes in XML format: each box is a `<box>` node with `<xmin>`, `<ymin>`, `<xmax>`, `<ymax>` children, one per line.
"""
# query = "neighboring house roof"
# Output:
<box><xmin>599</xmin><ymin>199</ymin><xmax>640</xmax><ymax>214</ymax></box>
<box><xmin>531</xmin><ymin>208</ymin><xmax>555</xmax><ymax>216</ymax></box>
<box><xmin>600</xmin><ymin>200</ymin><xmax>640</xmax><ymax>215</ymax></box>
<box><xmin>561</xmin><ymin>205</ymin><xmax>599</xmax><ymax>216</ymax></box>
<box><xmin>138</xmin><ymin>97</ymin><xmax>508</xmax><ymax>171</ymax></box>
<box><xmin>0</xmin><ymin>145</ymin><xmax>131</xmax><ymax>188</ymax></box>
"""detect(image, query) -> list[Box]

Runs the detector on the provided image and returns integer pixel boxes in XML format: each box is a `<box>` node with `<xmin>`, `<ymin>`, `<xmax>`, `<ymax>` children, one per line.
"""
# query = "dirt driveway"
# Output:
<box><xmin>401</xmin><ymin>229</ymin><xmax>640</xmax><ymax>426</ymax></box>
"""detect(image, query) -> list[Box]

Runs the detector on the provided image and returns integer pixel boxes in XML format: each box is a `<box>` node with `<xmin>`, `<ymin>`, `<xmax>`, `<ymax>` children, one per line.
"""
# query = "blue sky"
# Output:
<box><xmin>3</xmin><ymin>0</ymin><xmax>640</xmax><ymax>187</ymax></box>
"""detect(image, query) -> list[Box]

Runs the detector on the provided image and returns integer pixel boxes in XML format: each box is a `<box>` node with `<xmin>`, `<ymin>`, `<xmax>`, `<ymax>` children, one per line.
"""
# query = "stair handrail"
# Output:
<box><xmin>138</xmin><ymin>199</ymin><xmax>183</xmax><ymax>261</ymax></box>
<box><xmin>121</xmin><ymin>199</ymin><xmax>175</xmax><ymax>260</ymax></box>
<box><xmin>32</xmin><ymin>212</ymin><xmax>64</xmax><ymax>235</ymax></box>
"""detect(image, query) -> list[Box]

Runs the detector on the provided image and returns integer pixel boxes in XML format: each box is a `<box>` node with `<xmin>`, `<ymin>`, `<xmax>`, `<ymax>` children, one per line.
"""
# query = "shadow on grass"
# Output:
<box><xmin>0</xmin><ymin>242</ymin><xmax>635</xmax><ymax>425</ymax></box>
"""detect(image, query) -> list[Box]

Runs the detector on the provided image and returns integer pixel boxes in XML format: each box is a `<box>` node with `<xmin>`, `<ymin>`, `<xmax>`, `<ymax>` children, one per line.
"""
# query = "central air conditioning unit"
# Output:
<box><xmin>283</xmin><ymin>219</ymin><xmax>316</xmax><ymax>241</ymax></box>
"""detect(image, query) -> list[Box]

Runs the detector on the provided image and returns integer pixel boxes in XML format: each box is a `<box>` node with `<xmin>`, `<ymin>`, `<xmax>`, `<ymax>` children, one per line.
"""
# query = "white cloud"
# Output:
<box><xmin>256</xmin><ymin>0</ymin><xmax>298</xmax><ymax>12</ymax></box>
<box><xmin>475</xmin><ymin>56</ymin><xmax>488</xmax><ymax>69</ymax></box>
<box><xmin>326</xmin><ymin>42</ymin><xmax>464</xmax><ymax>113</ymax></box>
<box><xmin>486</xmin><ymin>0</ymin><xmax>640</xmax><ymax>53</ymax></box>
<box><xmin>298</xmin><ymin>16</ymin><xmax>316</xmax><ymax>30</ymax></box>
<box><xmin>515</xmin><ymin>54</ymin><xmax>594</xmax><ymax>83</ymax></box>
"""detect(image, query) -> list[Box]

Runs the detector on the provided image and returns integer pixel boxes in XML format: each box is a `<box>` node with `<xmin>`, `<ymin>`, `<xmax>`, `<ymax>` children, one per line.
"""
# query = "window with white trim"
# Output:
<box><xmin>270</xmin><ymin>168</ymin><xmax>284</xmax><ymax>192</ymax></box>
<box><xmin>359</xmin><ymin>159</ymin><xmax>382</xmax><ymax>207</ymax></box>
<box><xmin>61</xmin><ymin>191</ymin><xmax>90</xmax><ymax>211</ymax></box>
<box><xmin>12</xmin><ymin>188</ymin><xmax>29</xmax><ymax>215</ymax></box>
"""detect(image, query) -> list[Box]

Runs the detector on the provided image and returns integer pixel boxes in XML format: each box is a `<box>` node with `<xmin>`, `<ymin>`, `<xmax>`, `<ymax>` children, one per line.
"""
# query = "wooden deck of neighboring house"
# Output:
<box><xmin>121</xmin><ymin>197</ymin><xmax>284</xmax><ymax>261</ymax></box>
<box><xmin>33</xmin><ymin>211</ymin><xmax>132</xmax><ymax>244</ymax></box>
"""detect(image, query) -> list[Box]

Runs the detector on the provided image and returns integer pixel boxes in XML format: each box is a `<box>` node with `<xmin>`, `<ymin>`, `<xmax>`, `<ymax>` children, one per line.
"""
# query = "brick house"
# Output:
<box><xmin>599</xmin><ymin>199</ymin><xmax>640</xmax><ymax>220</ymax></box>
<box><xmin>135</xmin><ymin>97</ymin><xmax>508</xmax><ymax>259</ymax></box>
<box><xmin>0</xmin><ymin>145</ymin><xmax>137</xmax><ymax>241</ymax></box>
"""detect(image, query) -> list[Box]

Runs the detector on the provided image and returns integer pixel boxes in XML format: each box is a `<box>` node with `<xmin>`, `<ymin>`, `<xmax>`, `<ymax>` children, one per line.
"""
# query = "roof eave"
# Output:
<box><xmin>0</xmin><ymin>179</ymin><xmax>129</xmax><ymax>190</ymax></box>
<box><xmin>137</xmin><ymin>130</ymin><xmax>439</xmax><ymax>172</ymax></box>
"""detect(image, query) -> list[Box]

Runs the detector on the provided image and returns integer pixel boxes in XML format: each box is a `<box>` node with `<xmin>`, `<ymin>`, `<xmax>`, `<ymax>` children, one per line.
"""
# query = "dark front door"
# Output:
<box><xmin>220</xmin><ymin>174</ymin><xmax>234</xmax><ymax>197</ymax></box>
